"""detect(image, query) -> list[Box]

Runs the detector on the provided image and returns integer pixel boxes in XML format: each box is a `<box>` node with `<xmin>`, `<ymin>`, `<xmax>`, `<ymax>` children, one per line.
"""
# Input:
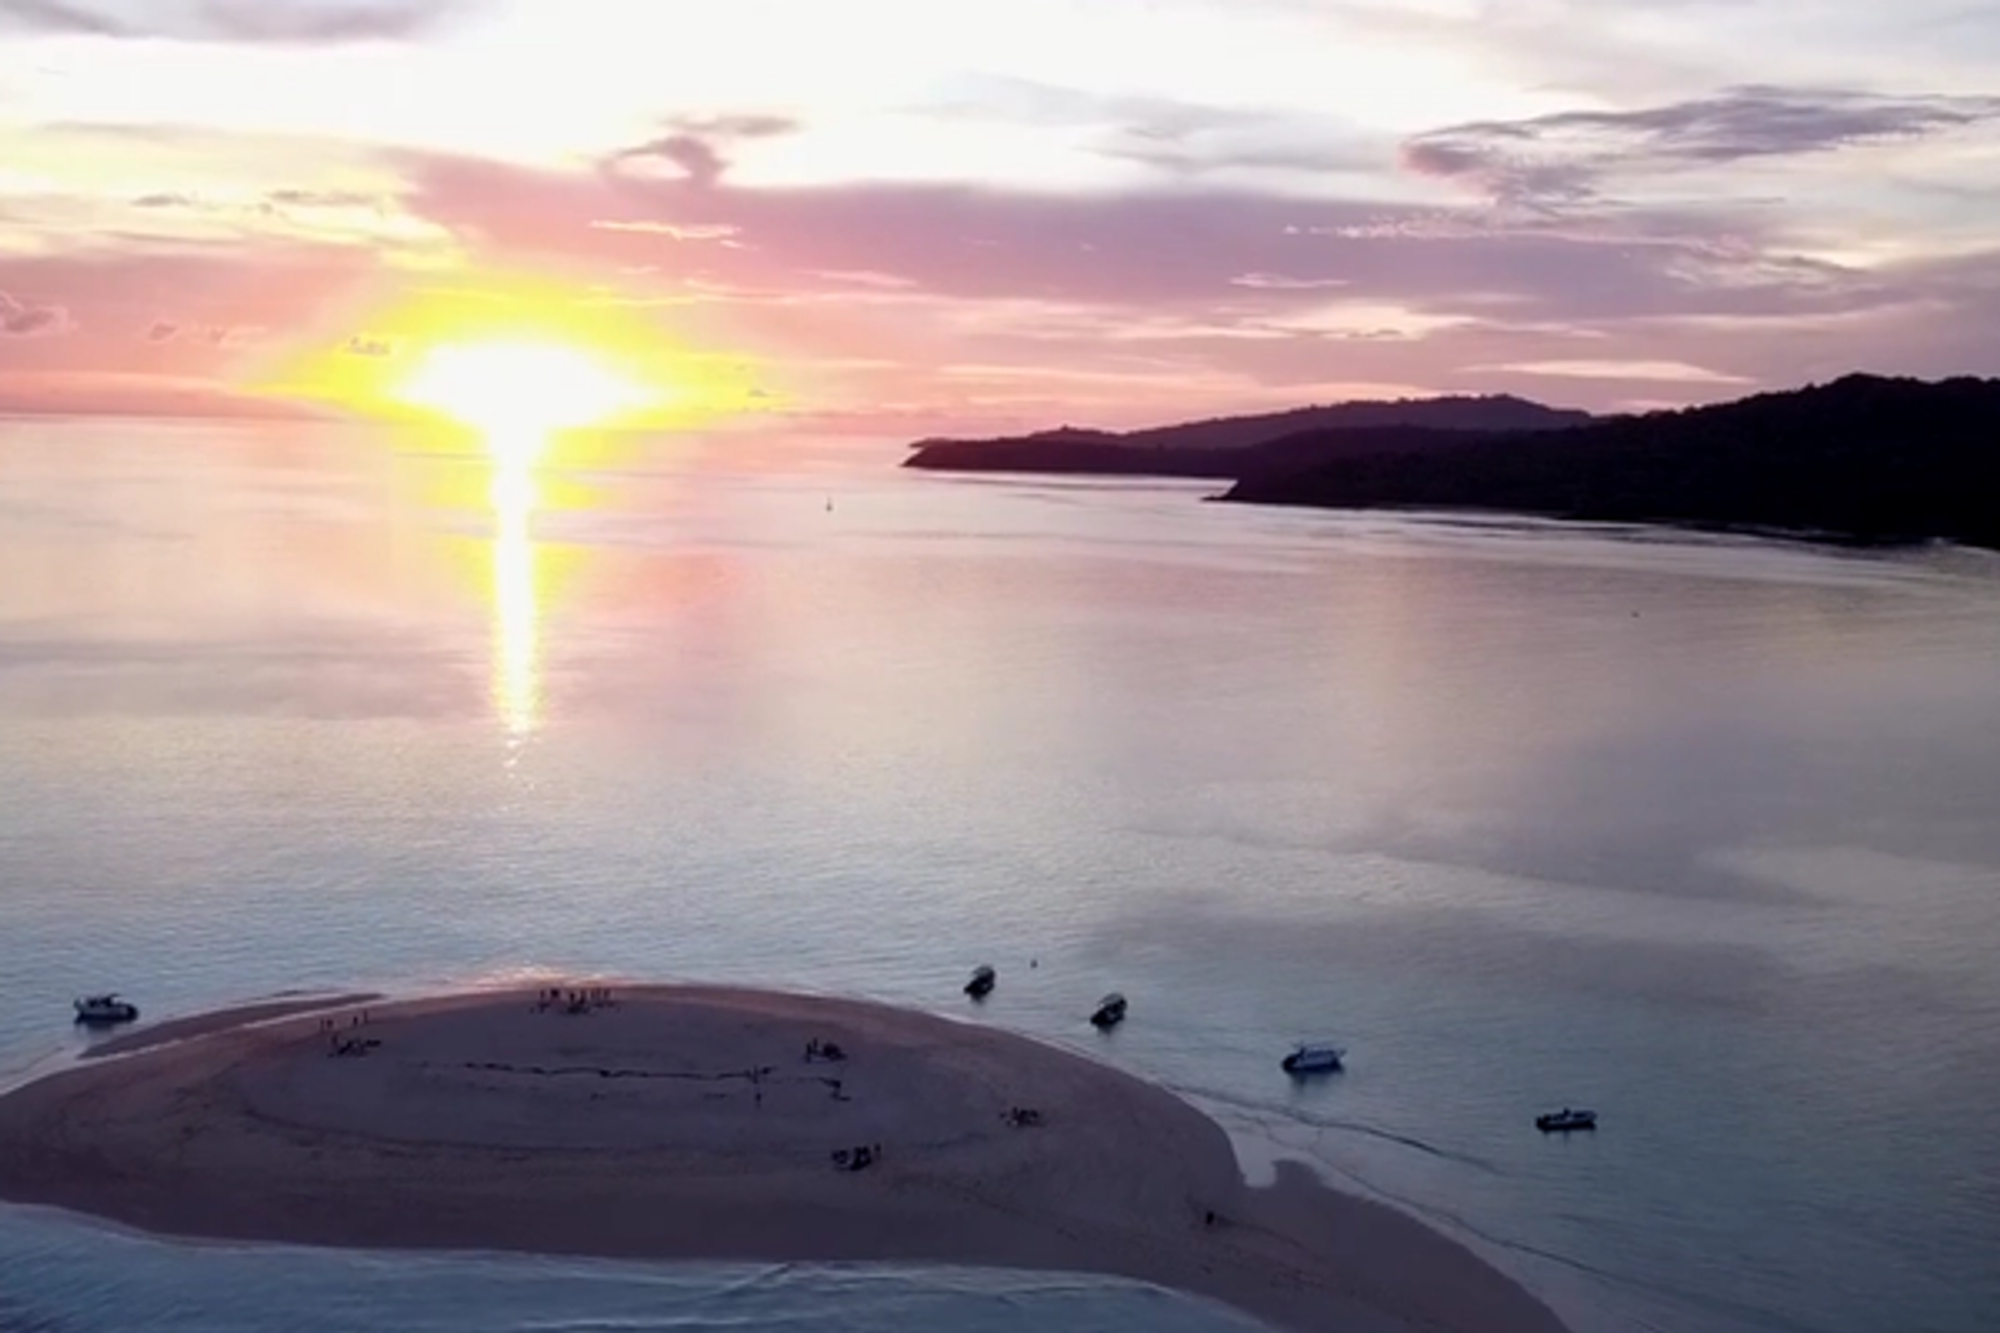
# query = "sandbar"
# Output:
<box><xmin>0</xmin><ymin>985</ymin><xmax>1567</xmax><ymax>1333</ymax></box>
<box><xmin>80</xmin><ymin>992</ymin><xmax>382</xmax><ymax>1060</ymax></box>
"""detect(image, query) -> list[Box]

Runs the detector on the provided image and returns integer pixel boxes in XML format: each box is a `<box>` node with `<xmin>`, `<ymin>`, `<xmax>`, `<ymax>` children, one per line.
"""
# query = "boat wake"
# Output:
<box><xmin>1182</xmin><ymin>1084</ymin><xmax>1504</xmax><ymax>1174</ymax></box>
<box><xmin>1188</xmin><ymin>1098</ymin><xmax>1819</xmax><ymax>1333</ymax></box>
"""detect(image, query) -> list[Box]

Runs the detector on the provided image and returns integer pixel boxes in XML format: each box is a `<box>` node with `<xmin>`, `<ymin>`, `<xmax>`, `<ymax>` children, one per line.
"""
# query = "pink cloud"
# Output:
<box><xmin>7</xmin><ymin>129</ymin><xmax>1998</xmax><ymax>424</ymax></box>
<box><xmin>1</xmin><ymin>291</ymin><xmax>73</xmax><ymax>337</ymax></box>
<box><xmin>0</xmin><ymin>371</ymin><xmax>329</xmax><ymax>419</ymax></box>
<box><xmin>398</xmin><ymin>146</ymin><xmax>1930</xmax><ymax>330</ymax></box>
<box><xmin>0</xmin><ymin>245</ymin><xmax>385</xmax><ymax>415</ymax></box>
<box><xmin>385</xmin><ymin>146</ymin><xmax>2000</xmax><ymax>419</ymax></box>
<box><xmin>146</xmin><ymin>319</ymin><xmax>265</xmax><ymax>346</ymax></box>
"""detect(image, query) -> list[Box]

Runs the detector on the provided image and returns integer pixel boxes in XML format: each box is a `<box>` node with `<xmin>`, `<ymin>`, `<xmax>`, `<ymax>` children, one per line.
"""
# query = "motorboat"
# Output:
<box><xmin>1281</xmin><ymin>1042</ymin><xmax>1345</xmax><ymax>1074</ymax></box>
<box><xmin>1535</xmin><ymin>1107</ymin><xmax>1598</xmax><ymax>1133</ymax></box>
<box><xmin>1089</xmin><ymin>992</ymin><xmax>1127</xmax><ymax>1028</ymax></box>
<box><xmin>73</xmin><ymin>994</ymin><xmax>139</xmax><ymax>1026</ymax></box>
<box><xmin>964</xmin><ymin>965</ymin><xmax>996</xmax><ymax>999</ymax></box>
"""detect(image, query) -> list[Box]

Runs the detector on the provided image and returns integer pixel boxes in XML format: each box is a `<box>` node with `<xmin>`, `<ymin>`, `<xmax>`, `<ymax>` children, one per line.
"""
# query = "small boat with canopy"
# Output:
<box><xmin>1535</xmin><ymin>1107</ymin><xmax>1598</xmax><ymax>1132</ymax></box>
<box><xmin>1280</xmin><ymin>1042</ymin><xmax>1345</xmax><ymax>1075</ymax></box>
<box><xmin>74</xmin><ymin>994</ymin><xmax>139</xmax><ymax>1026</ymax></box>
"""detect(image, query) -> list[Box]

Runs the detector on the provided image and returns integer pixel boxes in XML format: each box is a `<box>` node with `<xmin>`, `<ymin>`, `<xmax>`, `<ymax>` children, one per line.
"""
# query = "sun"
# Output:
<box><xmin>398</xmin><ymin>341</ymin><xmax>654</xmax><ymax>437</ymax></box>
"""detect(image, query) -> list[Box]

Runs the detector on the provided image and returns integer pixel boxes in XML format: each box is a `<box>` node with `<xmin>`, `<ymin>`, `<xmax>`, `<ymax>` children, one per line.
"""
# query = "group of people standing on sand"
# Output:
<box><xmin>320</xmin><ymin>1009</ymin><xmax>378</xmax><ymax>1057</ymax></box>
<box><xmin>534</xmin><ymin>987</ymin><xmax>615</xmax><ymax>1015</ymax></box>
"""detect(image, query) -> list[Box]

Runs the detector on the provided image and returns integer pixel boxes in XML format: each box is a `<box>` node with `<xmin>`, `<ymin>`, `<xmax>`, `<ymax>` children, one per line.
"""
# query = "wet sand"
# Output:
<box><xmin>0</xmin><ymin>986</ymin><xmax>1568</xmax><ymax>1333</ymax></box>
<box><xmin>81</xmin><ymin>993</ymin><xmax>382</xmax><ymax>1059</ymax></box>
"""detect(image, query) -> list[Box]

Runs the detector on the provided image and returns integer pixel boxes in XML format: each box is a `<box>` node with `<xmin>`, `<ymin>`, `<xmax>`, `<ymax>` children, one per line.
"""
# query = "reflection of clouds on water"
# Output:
<box><xmin>0</xmin><ymin>431</ymin><xmax>558</xmax><ymax>734</ymax></box>
<box><xmin>1354</xmin><ymin>720</ymin><xmax>1824</xmax><ymax>907</ymax></box>
<box><xmin>1415</xmin><ymin>708</ymin><xmax>2000</xmax><ymax>902</ymax></box>
<box><xmin>0</xmin><ymin>625</ymin><xmax>475</xmax><ymax>720</ymax></box>
<box><xmin>1127</xmin><ymin>682</ymin><xmax>2000</xmax><ymax>910</ymax></box>
<box><xmin>0</xmin><ymin>496</ymin><xmax>190</xmax><ymax>544</ymax></box>
<box><xmin>1106</xmin><ymin>891</ymin><xmax>1788</xmax><ymax>1015</ymax></box>
<box><xmin>1713</xmin><ymin>844</ymin><xmax>2000</xmax><ymax>908</ymax></box>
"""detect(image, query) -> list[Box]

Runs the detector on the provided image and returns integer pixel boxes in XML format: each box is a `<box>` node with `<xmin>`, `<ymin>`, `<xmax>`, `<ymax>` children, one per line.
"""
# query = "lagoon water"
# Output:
<box><xmin>1</xmin><ymin>419</ymin><xmax>1997</xmax><ymax>1333</ymax></box>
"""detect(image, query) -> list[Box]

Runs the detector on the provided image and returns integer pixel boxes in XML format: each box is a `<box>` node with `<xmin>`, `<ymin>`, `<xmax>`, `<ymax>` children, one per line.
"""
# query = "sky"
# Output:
<box><xmin>1</xmin><ymin>0</ymin><xmax>1997</xmax><ymax>431</ymax></box>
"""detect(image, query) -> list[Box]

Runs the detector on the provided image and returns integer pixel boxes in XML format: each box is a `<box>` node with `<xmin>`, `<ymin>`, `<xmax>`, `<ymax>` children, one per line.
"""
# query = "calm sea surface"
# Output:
<box><xmin>1</xmin><ymin>418</ymin><xmax>1996</xmax><ymax>1333</ymax></box>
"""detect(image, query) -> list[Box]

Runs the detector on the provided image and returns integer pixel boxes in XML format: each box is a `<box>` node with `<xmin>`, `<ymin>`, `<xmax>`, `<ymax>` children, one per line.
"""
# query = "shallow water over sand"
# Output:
<box><xmin>0</xmin><ymin>1210</ymin><xmax>1271</xmax><ymax>1333</ymax></box>
<box><xmin>2</xmin><ymin>419</ymin><xmax>1997</xmax><ymax>1332</ymax></box>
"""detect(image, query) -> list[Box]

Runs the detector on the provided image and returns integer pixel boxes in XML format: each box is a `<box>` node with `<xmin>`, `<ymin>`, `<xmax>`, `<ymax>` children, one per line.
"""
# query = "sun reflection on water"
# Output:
<box><xmin>487</xmin><ymin>428</ymin><xmax>543</xmax><ymax>739</ymax></box>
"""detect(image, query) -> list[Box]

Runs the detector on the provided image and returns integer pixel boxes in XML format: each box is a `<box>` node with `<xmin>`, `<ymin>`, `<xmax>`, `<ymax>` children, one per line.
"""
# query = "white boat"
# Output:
<box><xmin>1089</xmin><ymin>992</ymin><xmax>1127</xmax><ymax>1028</ymax></box>
<box><xmin>1535</xmin><ymin>1107</ymin><xmax>1598</xmax><ymax>1132</ymax></box>
<box><xmin>73</xmin><ymin>993</ymin><xmax>139</xmax><ymax>1025</ymax></box>
<box><xmin>1280</xmin><ymin>1042</ymin><xmax>1345</xmax><ymax>1074</ymax></box>
<box><xmin>964</xmin><ymin>965</ymin><xmax>996</xmax><ymax>998</ymax></box>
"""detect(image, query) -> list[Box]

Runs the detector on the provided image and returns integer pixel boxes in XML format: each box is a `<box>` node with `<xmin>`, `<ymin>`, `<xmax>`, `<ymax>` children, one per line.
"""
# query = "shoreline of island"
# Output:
<box><xmin>901</xmin><ymin>374</ymin><xmax>2000</xmax><ymax>554</ymax></box>
<box><xmin>0</xmin><ymin>985</ymin><xmax>1569</xmax><ymax>1333</ymax></box>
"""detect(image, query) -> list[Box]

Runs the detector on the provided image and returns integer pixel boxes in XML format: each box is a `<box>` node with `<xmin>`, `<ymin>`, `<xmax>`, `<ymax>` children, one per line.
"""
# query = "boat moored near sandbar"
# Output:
<box><xmin>0</xmin><ymin>983</ymin><xmax>1576</xmax><ymax>1333</ymax></box>
<box><xmin>1535</xmin><ymin>1107</ymin><xmax>1597</xmax><ymax>1133</ymax></box>
<box><xmin>73</xmin><ymin>994</ymin><xmax>139</xmax><ymax>1026</ymax></box>
<box><xmin>1280</xmin><ymin>1042</ymin><xmax>1345</xmax><ymax>1074</ymax></box>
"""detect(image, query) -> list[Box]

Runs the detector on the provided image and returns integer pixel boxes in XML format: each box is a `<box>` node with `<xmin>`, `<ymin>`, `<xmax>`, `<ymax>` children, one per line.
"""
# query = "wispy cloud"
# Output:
<box><xmin>1230</xmin><ymin>272</ymin><xmax>1350</xmax><ymax>291</ymax></box>
<box><xmin>1403</xmin><ymin>85</ymin><xmax>2000</xmax><ymax>211</ymax></box>
<box><xmin>0</xmin><ymin>0</ymin><xmax>473</xmax><ymax>43</ymax></box>
<box><xmin>1472</xmin><ymin>359</ymin><xmax>1753</xmax><ymax>385</ymax></box>
<box><xmin>343</xmin><ymin>333</ymin><xmax>396</xmax><ymax>357</ymax></box>
<box><xmin>266</xmin><ymin>188</ymin><xmax>382</xmax><ymax>208</ymax></box>
<box><xmin>588</xmin><ymin>220</ymin><xmax>740</xmax><ymax>242</ymax></box>
<box><xmin>1</xmin><ymin>291</ymin><xmax>71</xmax><ymax>335</ymax></box>
<box><xmin>146</xmin><ymin>319</ymin><xmax>261</xmax><ymax>346</ymax></box>
<box><xmin>609</xmin><ymin>115</ymin><xmax>802</xmax><ymax>188</ymax></box>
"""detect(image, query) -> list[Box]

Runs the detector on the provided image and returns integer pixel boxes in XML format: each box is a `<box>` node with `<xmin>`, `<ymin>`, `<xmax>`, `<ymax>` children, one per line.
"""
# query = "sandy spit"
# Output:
<box><xmin>0</xmin><ymin>985</ymin><xmax>1568</xmax><ymax>1333</ymax></box>
<box><xmin>80</xmin><ymin>993</ymin><xmax>383</xmax><ymax>1060</ymax></box>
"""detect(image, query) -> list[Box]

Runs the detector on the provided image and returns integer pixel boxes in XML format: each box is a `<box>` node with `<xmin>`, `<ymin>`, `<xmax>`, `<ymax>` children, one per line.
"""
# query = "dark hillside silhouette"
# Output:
<box><xmin>1218</xmin><ymin>375</ymin><xmax>2000</xmax><ymax>549</ymax></box>
<box><xmin>903</xmin><ymin>395</ymin><xmax>1591</xmax><ymax>477</ymax></box>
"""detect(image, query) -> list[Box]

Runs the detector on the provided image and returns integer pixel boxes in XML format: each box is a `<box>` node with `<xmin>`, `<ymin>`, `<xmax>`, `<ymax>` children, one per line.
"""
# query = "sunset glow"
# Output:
<box><xmin>400</xmin><ymin>342</ymin><xmax>653</xmax><ymax>435</ymax></box>
<box><xmin>0</xmin><ymin>1</ymin><xmax>1993</xmax><ymax>426</ymax></box>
